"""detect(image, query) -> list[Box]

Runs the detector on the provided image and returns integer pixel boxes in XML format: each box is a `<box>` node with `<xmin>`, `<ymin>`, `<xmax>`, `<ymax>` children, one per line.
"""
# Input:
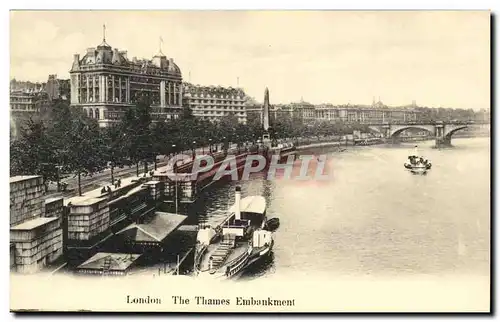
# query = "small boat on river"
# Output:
<box><xmin>404</xmin><ymin>146</ymin><xmax>432</xmax><ymax>174</ymax></box>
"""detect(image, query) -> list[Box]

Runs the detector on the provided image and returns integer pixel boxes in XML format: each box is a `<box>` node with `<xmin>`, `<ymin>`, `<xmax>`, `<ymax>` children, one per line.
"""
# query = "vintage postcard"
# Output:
<box><xmin>9</xmin><ymin>10</ymin><xmax>490</xmax><ymax>312</ymax></box>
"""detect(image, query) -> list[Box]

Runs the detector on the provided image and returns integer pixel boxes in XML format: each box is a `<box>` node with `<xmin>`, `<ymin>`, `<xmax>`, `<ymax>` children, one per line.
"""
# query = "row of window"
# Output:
<box><xmin>191</xmin><ymin>105</ymin><xmax>245</xmax><ymax>111</ymax></box>
<box><xmin>75</xmin><ymin>74</ymin><xmax>180</xmax><ymax>86</ymax></box>
<box><xmin>186</xmin><ymin>100</ymin><xmax>245</xmax><ymax>106</ymax></box>
<box><xmin>185</xmin><ymin>94</ymin><xmax>244</xmax><ymax>100</ymax></box>
<box><xmin>10</xmin><ymin>104</ymin><xmax>38</xmax><ymax>111</ymax></box>
<box><xmin>194</xmin><ymin>111</ymin><xmax>246</xmax><ymax>116</ymax></box>
<box><xmin>198</xmin><ymin>116</ymin><xmax>246</xmax><ymax>123</ymax></box>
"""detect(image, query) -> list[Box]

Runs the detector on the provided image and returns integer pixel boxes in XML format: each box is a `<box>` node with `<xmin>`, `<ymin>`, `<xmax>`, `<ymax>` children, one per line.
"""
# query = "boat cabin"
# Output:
<box><xmin>222</xmin><ymin>217</ymin><xmax>251</xmax><ymax>238</ymax></box>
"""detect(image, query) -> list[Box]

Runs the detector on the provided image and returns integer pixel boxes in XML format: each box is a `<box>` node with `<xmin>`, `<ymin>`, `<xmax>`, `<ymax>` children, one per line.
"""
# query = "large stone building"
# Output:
<box><xmin>69</xmin><ymin>34</ymin><xmax>183</xmax><ymax>127</ymax></box>
<box><xmin>182</xmin><ymin>83</ymin><xmax>247</xmax><ymax>124</ymax></box>
<box><xmin>247</xmin><ymin>98</ymin><xmax>421</xmax><ymax>125</ymax></box>
<box><xmin>10</xmin><ymin>176</ymin><xmax>63</xmax><ymax>274</ymax></box>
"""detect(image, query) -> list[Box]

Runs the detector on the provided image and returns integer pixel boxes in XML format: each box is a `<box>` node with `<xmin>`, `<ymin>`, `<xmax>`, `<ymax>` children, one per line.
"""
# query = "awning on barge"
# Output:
<box><xmin>115</xmin><ymin>212</ymin><xmax>188</xmax><ymax>243</ymax></box>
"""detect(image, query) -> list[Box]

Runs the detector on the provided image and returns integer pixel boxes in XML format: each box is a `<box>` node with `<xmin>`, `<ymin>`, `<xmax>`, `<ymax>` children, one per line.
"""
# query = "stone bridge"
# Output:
<box><xmin>368</xmin><ymin>121</ymin><xmax>473</xmax><ymax>147</ymax></box>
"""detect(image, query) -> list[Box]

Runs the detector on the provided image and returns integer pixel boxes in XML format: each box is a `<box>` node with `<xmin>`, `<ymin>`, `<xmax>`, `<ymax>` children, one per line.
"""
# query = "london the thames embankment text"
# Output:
<box><xmin>126</xmin><ymin>295</ymin><xmax>296</xmax><ymax>307</ymax></box>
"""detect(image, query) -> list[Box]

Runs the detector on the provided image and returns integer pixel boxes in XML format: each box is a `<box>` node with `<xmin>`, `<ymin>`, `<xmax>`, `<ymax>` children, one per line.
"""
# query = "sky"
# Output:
<box><xmin>10</xmin><ymin>10</ymin><xmax>490</xmax><ymax>109</ymax></box>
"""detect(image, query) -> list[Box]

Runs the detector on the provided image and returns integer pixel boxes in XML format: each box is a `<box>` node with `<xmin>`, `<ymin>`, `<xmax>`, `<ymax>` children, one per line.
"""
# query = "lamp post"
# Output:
<box><xmin>208</xmin><ymin>138</ymin><xmax>212</xmax><ymax>154</ymax></box>
<box><xmin>192</xmin><ymin>141</ymin><xmax>196</xmax><ymax>159</ymax></box>
<box><xmin>172</xmin><ymin>144</ymin><xmax>178</xmax><ymax>214</ymax></box>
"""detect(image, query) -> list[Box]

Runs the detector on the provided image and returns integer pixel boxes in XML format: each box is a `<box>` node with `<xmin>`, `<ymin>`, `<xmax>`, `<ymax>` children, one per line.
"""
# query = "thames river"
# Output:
<box><xmin>192</xmin><ymin>137</ymin><xmax>490</xmax><ymax>280</ymax></box>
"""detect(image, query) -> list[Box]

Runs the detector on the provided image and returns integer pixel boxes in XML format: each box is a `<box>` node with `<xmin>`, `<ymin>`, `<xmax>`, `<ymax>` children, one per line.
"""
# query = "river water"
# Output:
<box><xmin>188</xmin><ymin>137</ymin><xmax>490</xmax><ymax>280</ymax></box>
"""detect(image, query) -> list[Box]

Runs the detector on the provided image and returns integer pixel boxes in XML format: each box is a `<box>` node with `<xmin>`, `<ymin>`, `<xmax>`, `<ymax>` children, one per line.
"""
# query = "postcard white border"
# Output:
<box><xmin>2</xmin><ymin>1</ymin><xmax>498</xmax><ymax>321</ymax></box>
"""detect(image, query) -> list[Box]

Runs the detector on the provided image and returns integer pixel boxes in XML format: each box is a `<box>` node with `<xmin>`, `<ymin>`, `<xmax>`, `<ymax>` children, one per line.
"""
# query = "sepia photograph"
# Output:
<box><xmin>8</xmin><ymin>9</ymin><xmax>491</xmax><ymax>313</ymax></box>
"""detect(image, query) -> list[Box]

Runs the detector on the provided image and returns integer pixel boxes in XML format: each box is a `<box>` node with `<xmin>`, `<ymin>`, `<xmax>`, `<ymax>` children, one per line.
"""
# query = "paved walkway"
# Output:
<box><xmin>64</xmin><ymin>174</ymin><xmax>149</xmax><ymax>206</ymax></box>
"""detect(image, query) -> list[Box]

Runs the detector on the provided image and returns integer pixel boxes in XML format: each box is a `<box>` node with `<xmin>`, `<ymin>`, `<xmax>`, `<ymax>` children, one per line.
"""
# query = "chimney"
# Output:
<box><xmin>73</xmin><ymin>54</ymin><xmax>80</xmax><ymax>62</ymax></box>
<box><xmin>234</xmin><ymin>186</ymin><xmax>241</xmax><ymax>221</ymax></box>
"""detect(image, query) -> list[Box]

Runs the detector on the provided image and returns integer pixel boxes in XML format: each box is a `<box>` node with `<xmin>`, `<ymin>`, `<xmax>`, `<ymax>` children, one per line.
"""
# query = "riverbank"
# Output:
<box><xmin>294</xmin><ymin>135</ymin><xmax>487</xmax><ymax>151</ymax></box>
<box><xmin>296</xmin><ymin>141</ymin><xmax>343</xmax><ymax>150</ymax></box>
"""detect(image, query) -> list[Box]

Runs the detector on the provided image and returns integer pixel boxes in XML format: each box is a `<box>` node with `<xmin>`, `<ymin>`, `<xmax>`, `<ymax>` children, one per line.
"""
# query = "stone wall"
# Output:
<box><xmin>67</xmin><ymin>199</ymin><xmax>110</xmax><ymax>241</ymax></box>
<box><xmin>10</xmin><ymin>176</ymin><xmax>45</xmax><ymax>226</ymax></box>
<box><xmin>11</xmin><ymin>218</ymin><xmax>63</xmax><ymax>274</ymax></box>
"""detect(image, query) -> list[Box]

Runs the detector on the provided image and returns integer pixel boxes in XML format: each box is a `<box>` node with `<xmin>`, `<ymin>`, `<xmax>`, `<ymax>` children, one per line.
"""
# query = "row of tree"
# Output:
<box><xmin>10</xmin><ymin>97</ymin><xmax>373</xmax><ymax>195</ymax></box>
<box><xmin>9</xmin><ymin>98</ymin><xmax>262</xmax><ymax>195</ymax></box>
<box><xmin>414</xmin><ymin>107</ymin><xmax>487</xmax><ymax>123</ymax></box>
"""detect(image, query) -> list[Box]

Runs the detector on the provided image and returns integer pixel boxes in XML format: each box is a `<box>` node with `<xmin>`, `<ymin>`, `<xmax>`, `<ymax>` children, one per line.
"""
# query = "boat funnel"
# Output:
<box><xmin>235</xmin><ymin>186</ymin><xmax>241</xmax><ymax>221</ymax></box>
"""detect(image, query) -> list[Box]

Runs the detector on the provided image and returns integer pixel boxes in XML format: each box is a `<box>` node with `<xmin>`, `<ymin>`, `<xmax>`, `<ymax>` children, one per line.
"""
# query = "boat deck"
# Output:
<box><xmin>198</xmin><ymin>239</ymin><xmax>250</xmax><ymax>273</ymax></box>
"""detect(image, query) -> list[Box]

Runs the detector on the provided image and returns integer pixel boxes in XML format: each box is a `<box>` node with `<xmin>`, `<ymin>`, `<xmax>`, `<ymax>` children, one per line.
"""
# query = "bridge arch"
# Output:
<box><xmin>443</xmin><ymin>125</ymin><xmax>468</xmax><ymax>139</ymax></box>
<box><xmin>389</xmin><ymin>125</ymin><xmax>436</xmax><ymax>138</ymax></box>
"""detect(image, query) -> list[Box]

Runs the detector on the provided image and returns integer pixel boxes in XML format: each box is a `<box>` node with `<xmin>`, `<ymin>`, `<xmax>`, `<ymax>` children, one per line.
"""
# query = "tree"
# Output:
<box><xmin>180</xmin><ymin>106</ymin><xmax>195</xmax><ymax>121</ymax></box>
<box><xmin>120</xmin><ymin>96</ymin><xmax>154</xmax><ymax>176</ymax></box>
<box><xmin>67</xmin><ymin>115</ymin><xmax>106</xmax><ymax>196</ymax></box>
<box><xmin>151</xmin><ymin>120</ymin><xmax>169</xmax><ymax>170</ymax></box>
<box><xmin>10</xmin><ymin>118</ymin><xmax>57</xmax><ymax>191</ymax></box>
<box><xmin>101</xmin><ymin>125</ymin><xmax>128</xmax><ymax>183</ymax></box>
<box><xmin>48</xmin><ymin>102</ymin><xmax>105</xmax><ymax>195</ymax></box>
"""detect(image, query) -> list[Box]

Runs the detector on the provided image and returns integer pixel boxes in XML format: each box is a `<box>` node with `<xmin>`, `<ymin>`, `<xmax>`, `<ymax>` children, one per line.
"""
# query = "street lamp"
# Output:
<box><xmin>192</xmin><ymin>141</ymin><xmax>196</xmax><ymax>159</ymax></box>
<box><xmin>171</xmin><ymin>144</ymin><xmax>176</xmax><ymax>158</ymax></box>
<box><xmin>208</xmin><ymin>138</ymin><xmax>212</xmax><ymax>154</ymax></box>
<box><xmin>171</xmin><ymin>144</ymin><xmax>178</xmax><ymax>214</ymax></box>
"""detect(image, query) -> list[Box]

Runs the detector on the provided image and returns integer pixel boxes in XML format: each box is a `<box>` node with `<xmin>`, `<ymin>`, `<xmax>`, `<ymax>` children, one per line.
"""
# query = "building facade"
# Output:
<box><xmin>10</xmin><ymin>90</ymin><xmax>48</xmax><ymax>115</ymax></box>
<box><xmin>246</xmin><ymin>99</ymin><xmax>421</xmax><ymax>125</ymax></box>
<box><xmin>70</xmin><ymin>36</ymin><xmax>183</xmax><ymax>127</ymax></box>
<box><xmin>45</xmin><ymin>74</ymin><xmax>71</xmax><ymax>102</ymax></box>
<box><xmin>182</xmin><ymin>83</ymin><xmax>247</xmax><ymax>124</ymax></box>
<box><xmin>10</xmin><ymin>89</ymin><xmax>50</xmax><ymax>138</ymax></box>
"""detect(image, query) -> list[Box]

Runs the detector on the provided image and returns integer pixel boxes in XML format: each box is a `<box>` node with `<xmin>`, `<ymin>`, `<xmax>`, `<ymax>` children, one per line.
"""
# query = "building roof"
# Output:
<box><xmin>73</xmin><ymin>38</ymin><xmax>181</xmax><ymax>76</ymax></box>
<box><xmin>183</xmin><ymin>83</ymin><xmax>246</xmax><ymax>97</ymax></box>
<box><xmin>9</xmin><ymin>175</ymin><xmax>42</xmax><ymax>184</ymax></box>
<box><xmin>11</xmin><ymin>217</ymin><xmax>58</xmax><ymax>231</ymax></box>
<box><xmin>115</xmin><ymin>212</ymin><xmax>187</xmax><ymax>243</ymax></box>
<box><xmin>228</xmin><ymin>196</ymin><xmax>267</xmax><ymax>215</ymax></box>
<box><xmin>77</xmin><ymin>252</ymin><xmax>142</xmax><ymax>271</ymax></box>
<box><xmin>45</xmin><ymin>197</ymin><xmax>64</xmax><ymax>204</ymax></box>
<box><xmin>65</xmin><ymin>196</ymin><xmax>106</xmax><ymax>207</ymax></box>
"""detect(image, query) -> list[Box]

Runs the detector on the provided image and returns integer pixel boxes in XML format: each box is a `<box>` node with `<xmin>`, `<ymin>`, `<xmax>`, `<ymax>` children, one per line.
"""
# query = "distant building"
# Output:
<box><xmin>475</xmin><ymin>109</ymin><xmax>490</xmax><ymax>123</ymax></box>
<box><xmin>10</xmin><ymin>90</ymin><xmax>48</xmax><ymax>115</ymax></box>
<box><xmin>45</xmin><ymin>74</ymin><xmax>70</xmax><ymax>102</ymax></box>
<box><xmin>182</xmin><ymin>83</ymin><xmax>247</xmax><ymax>124</ymax></box>
<box><xmin>10</xmin><ymin>79</ymin><xmax>44</xmax><ymax>92</ymax></box>
<box><xmin>246</xmin><ymin>97</ymin><xmax>421</xmax><ymax>125</ymax></box>
<box><xmin>312</xmin><ymin>99</ymin><xmax>419</xmax><ymax>124</ymax></box>
<box><xmin>10</xmin><ymin>176</ymin><xmax>63</xmax><ymax>273</ymax></box>
<box><xmin>10</xmin><ymin>88</ymin><xmax>50</xmax><ymax>138</ymax></box>
<box><xmin>69</xmin><ymin>32</ymin><xmax>183</xmax><ymax>127</ymax></box>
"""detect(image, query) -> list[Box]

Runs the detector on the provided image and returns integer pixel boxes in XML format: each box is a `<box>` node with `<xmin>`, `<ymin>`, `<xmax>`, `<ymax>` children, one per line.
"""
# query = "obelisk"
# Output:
<box><xmin>262</xmin><ymin>87</ymin><xmax>271</xmax><ymax>146</ymax></box>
